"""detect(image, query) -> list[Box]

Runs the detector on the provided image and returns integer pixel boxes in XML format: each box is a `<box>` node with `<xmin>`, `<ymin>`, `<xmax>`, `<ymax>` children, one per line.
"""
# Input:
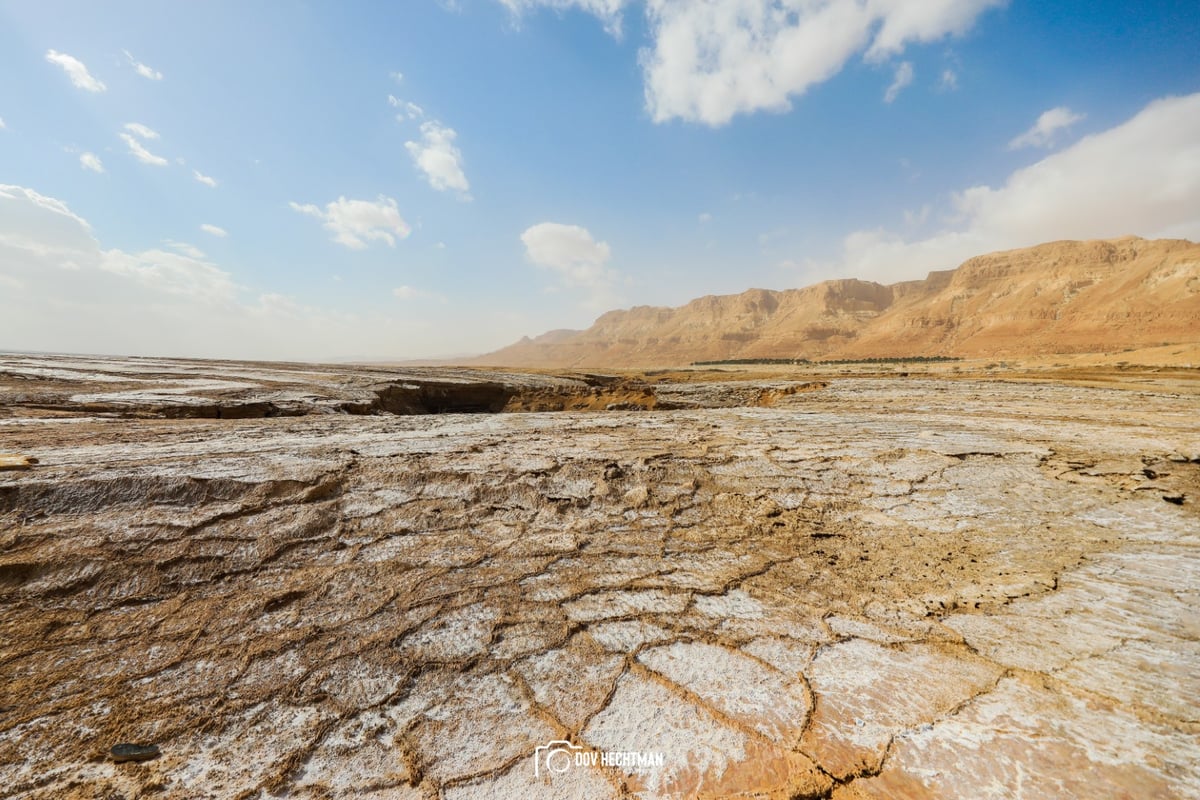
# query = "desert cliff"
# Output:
<box><xmin>472</xmin><ymin>237</ymin><xmax>1200</xmax><ymax>367</ymax></box>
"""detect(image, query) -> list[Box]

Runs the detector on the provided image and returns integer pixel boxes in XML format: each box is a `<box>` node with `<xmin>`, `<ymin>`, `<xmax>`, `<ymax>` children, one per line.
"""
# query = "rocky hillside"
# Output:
<box><xmin>471</xmin><ymin>237</ymin><xmax>1200</xmax><ymax>367</ymax></box>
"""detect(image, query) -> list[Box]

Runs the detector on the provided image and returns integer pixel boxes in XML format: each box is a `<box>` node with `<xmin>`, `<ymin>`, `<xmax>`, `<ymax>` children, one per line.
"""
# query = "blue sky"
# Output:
<box><xmin>1</xmin><ymin>0</ymin><xmax>1198</xmax><ymax>360</ymax></box>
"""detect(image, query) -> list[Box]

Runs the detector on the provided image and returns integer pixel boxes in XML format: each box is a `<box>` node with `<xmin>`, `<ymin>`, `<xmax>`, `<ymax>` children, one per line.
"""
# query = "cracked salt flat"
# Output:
<box><xmin>1</xmin><ymin>356</ymin><xmax>1198</xmax><ymax>799</ymax></box>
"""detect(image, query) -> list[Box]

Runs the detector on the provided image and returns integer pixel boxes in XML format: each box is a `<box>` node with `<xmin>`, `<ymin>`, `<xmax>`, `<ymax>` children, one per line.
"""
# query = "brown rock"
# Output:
<box><xmin>468</xmin><ymin>236</ymin><xmax>1200</xmax><ymax>367</ymax></box>
<box><xmin>0</xmin><ymin>453</ymin><xmax>37</xmax><ymax>470</ymax></box>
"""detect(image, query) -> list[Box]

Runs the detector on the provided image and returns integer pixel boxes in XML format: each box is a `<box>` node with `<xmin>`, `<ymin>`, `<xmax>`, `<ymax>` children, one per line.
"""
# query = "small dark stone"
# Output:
<box><xmin>1162</xmin><ymin>494</ymin><xmax>1185</xmax><ymax>505</ymax></box>
<box><xmin>109</xmin><ymin>743</ymin><xmax>160</xmax><ymax>763</ymax></box>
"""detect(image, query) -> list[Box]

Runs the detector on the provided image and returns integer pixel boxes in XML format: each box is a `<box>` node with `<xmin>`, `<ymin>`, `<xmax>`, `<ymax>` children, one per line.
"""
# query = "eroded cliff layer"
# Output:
<box><xmin>474</xmin><ymin>237</ymin><xmax>1200</xmax><ymax>367</ymax></box>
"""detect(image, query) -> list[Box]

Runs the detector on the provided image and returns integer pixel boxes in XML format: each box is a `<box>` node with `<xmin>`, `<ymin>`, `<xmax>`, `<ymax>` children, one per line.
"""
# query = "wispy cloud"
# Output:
<box><xmin>79</xmin><ymin>152</ymin><xmax>104</xmax><ymax>173</ymax></box>
<box><xmin>45</xmin><ymin>49</ymin><xmax>106</xmax><ymax>92</ymax></box>
<box><xmin>165</xmin><ymin>240</ymin><xmax>206</xmax><ymax>259</ymax></box>
<box><xmin>123</xmin><ymin>122</ymin><xmax>160</xmax><ymax>140</ymax></box>
<box><xmin>884</xmin><ymin>61</ymin><xmax>914</xmax><ymax>104</ymax></box>
<box><xmin>200</xmin><ymin>224</ymin><xmax>228</xmax><ymax>238</ymax></box>
<box><xmin>290</xmin><ymin>195</ymin><xmax>412</xmax><ymax>249</ymax></box>
<box><xmin>389</xmin><ymin>95</ymin><xmax>425</xmax><ymax>121</ymax></box>
<box><xmin>499</xmin><ymin>0</ymin><xmax>629</xmax><ymax>37</ymax></box>
<box><xmin>1008</xmin><ymin>106</ymin><xmax>1086</xmax><ymax>150</ymax></box>
<box><xmin>193</xmin><ymin>169</ymin><xmax>218</xmax><ymax>188</ymax></box>
<box><xmin>119</xmin><ymin>122</ymin><xmax>169</xmax><ymax>166</ymax></box>
<box><xmin>123</xmin><ymin>49</ymin><xmax>163</xmax><ymax>81</ymax></box>
<box><xmin>119</xmin><ymin>133</ymin><xmax>168</xmax><ymax>166</ymax></box>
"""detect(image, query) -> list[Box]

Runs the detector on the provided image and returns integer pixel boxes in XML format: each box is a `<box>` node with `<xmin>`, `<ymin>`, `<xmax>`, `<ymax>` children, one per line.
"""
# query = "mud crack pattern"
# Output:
<box><xmin>1</xmin><ymin>356</ymin><xmax>1198</xmax><ymax>799</ymax></box>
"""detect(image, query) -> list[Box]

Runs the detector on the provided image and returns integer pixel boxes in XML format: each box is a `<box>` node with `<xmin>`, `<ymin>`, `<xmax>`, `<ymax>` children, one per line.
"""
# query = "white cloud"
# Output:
<box><xmin>0</xmin><ymin>184</ymin><xmax>95</xmax><ymax>252</ymax></box>
<box><xmin>99</xmin><ymin>248</ymin><xmax>236</xmax><ymax>302</ymax></box>
<box><xmin>1008</xmin><ymin>106</ymin><xmax>1085</xmax><ymax>150</ymax></box>
<box><xmin>0</xmin><ymin>183</ymin><xmax>449</xmax><ymax>360</ymax></box>
<box><xmin>45</xmin><ymin>49</ymin><xmax>106</xmax><ymax>92</ymax></box>
<box><xmin>1</xmin><ymin>185</ymin><xmax>236</xmax><ymax>308</ymax></box>
<box><xmin>521</xmin><ymin>222</ymin><xmax>615</xmax><ymax>287</ymax></box>
<box><xmin>290</xmin><ymin>195</ymin><xmax>412</xmax><ymax>249</ymax></box>
<box><xmin>193</xmin><ymin>169</ymin><xmax>218</xmax><ymax>188</ymax></box>
<box><xmin>940</xmin><ymin>68</ymin><xmax>958</xmax><ymax>90</ymax></box>
<box><xmin>200</xmin><ymin>223</ymin><xmax>228</xmax><ymax>238</ymax></box>
<box><xmin>390</xmin><ymin>71</ymin><xmax>404</xmax><ymax>83</ymax></box>
<box><xmin>0</xmin><ymin>117</ymin><xmax>6</xmax><ymax>130</ymax></box>
<box><xmin>79</xmin><ymin>152</ymin><xmax>104</xmax><ymax>173</ymax></box>
<box><xmin>498</xmin><ymin>1</ymin><xmax>1001</xmax><ymax>124</ymax></box>
<box><xmin>405</xmin><ymin>121</ymin><xmax>470</xmax><ymax>196</ymax></box>
<box><xmin>387</xmin><ymin>96</ymin><xmax>424</xmax><ymax>120</ymax></box>
<box><xmin>866</xmin><ymin>1</ymin><xmax>1006</xmax><ymax>60</ymax></box>
<box><xmin>522</xmin><ymin>222</ymin><xmax>625</xmax><ymax>310</ymax></box>
<box><xmin>123</xmin><ymin>122</ymin><xmax>160</xmax><ymax>140</ymax></box>
<box><xmin>639</xmin><ymin>0</ymin><xmax>1003</xmax><ymax>126</ymax></box>
<box><xmin>119</xmin><ymin>133</ymin><xmax>168</xmax><ymax>166</ymax></box>
<box><xmin>500</xmin><ymin>0</ymin><xmax>630</xmax><ymax>36</ymax></box>
<box><xmin>123</xmin><ymin>50</ymin><xmax>163</xmax><ymax>81</ymax></box>
<box><xmin>884</xmin><ymin>61</ymin><xmax>914</xmax><ymax>103</ymax></box>
<box><xmin>835</xmin><ymin>93</ymin><xmax>1200</xmax><ymax>281</ymax></box>
<box><xmin>164</xmin><ymin>240</ymin><xmax>206</xmax><ymax>259</ymax></box>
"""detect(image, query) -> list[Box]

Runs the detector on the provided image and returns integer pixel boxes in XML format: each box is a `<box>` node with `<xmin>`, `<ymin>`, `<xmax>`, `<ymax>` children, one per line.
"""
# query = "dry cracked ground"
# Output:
<box><xmin>1</xmin><ymin>354</ymin><xmax>1198</xmax><ymax>800</ymax></box>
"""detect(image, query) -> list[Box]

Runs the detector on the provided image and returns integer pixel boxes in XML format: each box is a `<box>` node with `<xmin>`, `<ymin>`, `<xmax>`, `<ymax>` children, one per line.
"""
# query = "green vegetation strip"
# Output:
<box><xmin>691</xmin><ymin>356</ymin><xmax>962</xmax><ymax>366</ymax></box>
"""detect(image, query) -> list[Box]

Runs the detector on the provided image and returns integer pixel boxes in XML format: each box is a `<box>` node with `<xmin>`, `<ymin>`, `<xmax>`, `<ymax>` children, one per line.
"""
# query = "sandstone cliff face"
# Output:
<box><xmin>473</xmin><ymin>237</ymin><xmax>1200</xmax><ymax>367</ymax></box>
<box><xmin>843</xmin><ymin>236</ymin><xmax>1200</xmax><ymax>358</ymax></box>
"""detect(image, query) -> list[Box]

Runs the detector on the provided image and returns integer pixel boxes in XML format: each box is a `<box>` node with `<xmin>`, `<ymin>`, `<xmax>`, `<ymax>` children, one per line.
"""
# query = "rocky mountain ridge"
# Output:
<box><xmin>472</xmin><ymin>236</ymin><xmax>1200</xmax><ymax>367</ymax></box>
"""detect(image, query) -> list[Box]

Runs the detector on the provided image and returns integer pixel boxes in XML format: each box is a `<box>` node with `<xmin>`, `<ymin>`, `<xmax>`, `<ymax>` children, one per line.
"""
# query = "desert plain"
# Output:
<box><xmin>0</xmin><ymin>349</ymin><xmax>1198</xmax><ymax>799</ymax></box>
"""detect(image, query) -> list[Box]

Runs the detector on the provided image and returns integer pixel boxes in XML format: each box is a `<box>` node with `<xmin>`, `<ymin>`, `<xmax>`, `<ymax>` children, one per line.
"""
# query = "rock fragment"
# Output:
<box><xmin>109</xmin><ymin>743</ymin><xmax>160</xmax><ymax>763</ymax></box>
<box><xmin>0</xmin><ymin>453</ymin><xmax>37</xmax><ymax>470</ymax></box>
